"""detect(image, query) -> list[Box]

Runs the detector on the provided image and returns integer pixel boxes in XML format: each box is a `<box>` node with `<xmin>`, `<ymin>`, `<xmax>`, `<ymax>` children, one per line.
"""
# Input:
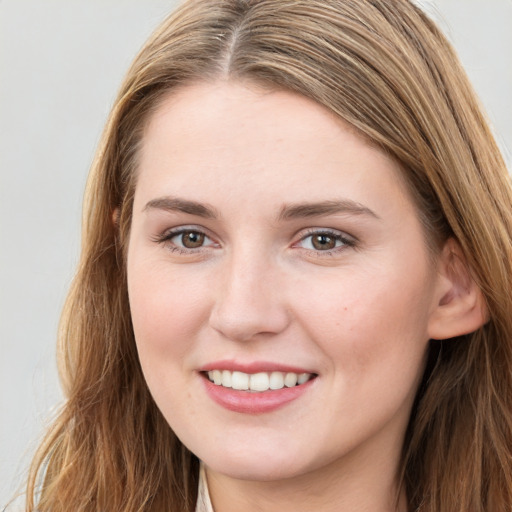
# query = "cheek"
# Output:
<box><xmin>127</xmin><ymin>259</ymin><xmax>211</xmax><ymax>361</ymax></box>
<box><xmin>294</xmin><ymin>264</ymin><xmax>432</xmax><ymax>377</ymax></box>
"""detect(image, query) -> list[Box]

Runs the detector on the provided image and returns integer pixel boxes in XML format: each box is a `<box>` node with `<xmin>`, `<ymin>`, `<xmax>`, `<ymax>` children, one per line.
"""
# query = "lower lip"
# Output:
<box><xmin>201</xmin><ymin>374</ymin><xmax>316</xmax><ymax>414</ymax></box>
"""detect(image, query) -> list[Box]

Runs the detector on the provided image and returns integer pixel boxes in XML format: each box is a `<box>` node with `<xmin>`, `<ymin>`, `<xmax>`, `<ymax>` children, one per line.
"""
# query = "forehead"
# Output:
<box><xmin>135</xmin><ymin>80</ymin><xmax>414</xmax><ymax>220</ymax></box>
<box><xmin>144</xmin><ymin>80</ymin><xmax>378</xmax><ymax>159</ymax></box>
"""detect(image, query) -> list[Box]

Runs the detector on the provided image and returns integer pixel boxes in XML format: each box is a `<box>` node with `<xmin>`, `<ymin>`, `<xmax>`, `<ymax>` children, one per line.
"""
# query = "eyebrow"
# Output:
<box><xmin>143</xmin><ymin>196</ymin><xmax>219</xmax><ymax>219</ymax></box>
<box><xmin>278</xmin><ymin>199</ymin><xmax>380</xmax><ymax>221</ymax></box>
<box><xmin>143</xmin><ymin>196</ymin><xmax>379</xmax><ymax>221</ymax></box>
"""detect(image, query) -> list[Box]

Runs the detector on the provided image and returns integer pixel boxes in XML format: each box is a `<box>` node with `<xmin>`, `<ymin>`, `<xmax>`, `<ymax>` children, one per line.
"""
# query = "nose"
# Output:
<box><xmin>209</xmin><ymin>252</ymin><xmax>291</xmax><ymax>342</ymax></box>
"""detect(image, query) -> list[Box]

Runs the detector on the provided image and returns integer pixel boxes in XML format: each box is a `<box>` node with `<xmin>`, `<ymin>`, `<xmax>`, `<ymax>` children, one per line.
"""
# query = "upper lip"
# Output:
<box><xmin>198</xmin><ymin>360</ymin><xmax>317</xmax><ymax>375</ymax></box>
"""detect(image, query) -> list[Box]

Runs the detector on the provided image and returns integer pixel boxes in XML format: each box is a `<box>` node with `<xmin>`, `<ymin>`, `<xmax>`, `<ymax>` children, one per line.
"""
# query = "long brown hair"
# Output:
<box><xmin>25</xmin><ymin>1</ymin><xmax>512</xmax><ymax>510</ymax></box>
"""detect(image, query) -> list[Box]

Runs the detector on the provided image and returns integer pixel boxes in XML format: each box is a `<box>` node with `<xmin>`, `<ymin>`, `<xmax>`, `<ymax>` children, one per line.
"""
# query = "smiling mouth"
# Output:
<box><xmin>204</xmin><ymin>370</ymin><xmax>316</xmax><ymax>392</ymax></box>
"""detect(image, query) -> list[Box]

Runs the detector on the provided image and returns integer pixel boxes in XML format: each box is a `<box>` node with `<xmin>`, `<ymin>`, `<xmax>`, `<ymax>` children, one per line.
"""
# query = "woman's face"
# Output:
<box><xmin>127</xmin><ymin>81</ymin><xmax>442</xmax><ymax>483</ymax></box>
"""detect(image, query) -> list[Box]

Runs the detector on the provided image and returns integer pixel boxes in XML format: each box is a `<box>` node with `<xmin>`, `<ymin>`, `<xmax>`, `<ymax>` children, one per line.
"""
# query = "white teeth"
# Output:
<box><xmin>297</xmin><ymin>373</ymin><xmax>310</xmax><ymax>385</ymax></box>
<box><xmin>222</xmin><ymin>370</ymin><xmax>232</xmax><ymax>387</ymax></box>
<box><xmin>231</xmin><ymin>371</ymin><xmax>249</xmax><ymax>390</ymax></box>
<box><xmin>269</xmin><ymin>371</ymin><xmax>284</xmax><ymax>390</ymax></box>
<box><xmin>212</xmin><ymin>370</ymin><xmax>222</xmax><ymax>385</ymax></box>
<box><xmin>250</xmin><ymin>372</ymin><xmax>270</xmax><ymax>391</ymax></box>
<box><xmin>206</xmin><ymin>370</ymin><xmax>314</xmax><ymax>392</ymax></box>
<box><xmin>284</xmin><ymin>372</ymin><xmax>298</xmax><ymax>387</ymax></box>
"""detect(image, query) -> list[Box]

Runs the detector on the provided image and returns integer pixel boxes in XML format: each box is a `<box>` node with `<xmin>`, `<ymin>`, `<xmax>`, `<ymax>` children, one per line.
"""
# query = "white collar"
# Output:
<box><xmin>195</xmin><ymin>463</ymin><xmax>215</xmax><ymax>512</ymax></box>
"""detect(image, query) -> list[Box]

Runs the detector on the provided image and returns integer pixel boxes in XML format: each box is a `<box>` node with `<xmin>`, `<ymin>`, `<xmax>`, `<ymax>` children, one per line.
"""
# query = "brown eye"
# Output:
<box><xmin>295</xmin><ymin>230</ymin><xmax>355</xmax><ymax>253</ymax></box>
<box><xmin>311</xmin><ymin>234</ymin><xmax>336</xmax><ymax>250</ymax></box>
<box><xmin>181</xmin><ymin>231</ymin><xmax>205</xmax><ymax>248</ymax></box>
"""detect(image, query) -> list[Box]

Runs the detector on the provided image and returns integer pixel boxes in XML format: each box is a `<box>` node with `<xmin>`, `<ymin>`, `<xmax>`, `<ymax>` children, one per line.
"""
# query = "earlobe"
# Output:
<box><xmin>427</xmin><ymin>238</ymin><xmax>488</xmax><ymax>340</ymax></box>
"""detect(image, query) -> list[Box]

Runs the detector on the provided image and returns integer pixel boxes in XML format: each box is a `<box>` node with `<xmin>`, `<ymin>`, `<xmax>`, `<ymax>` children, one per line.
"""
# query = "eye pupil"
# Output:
<box><xmin>182</xmin><ymin>231</ymin><xmax>205</xmax><ymax>248</ymax></box>
<box><xmin>312</xmin><ymin>234</ymin><xmax>335</xmax><ymax>250</ymax></box>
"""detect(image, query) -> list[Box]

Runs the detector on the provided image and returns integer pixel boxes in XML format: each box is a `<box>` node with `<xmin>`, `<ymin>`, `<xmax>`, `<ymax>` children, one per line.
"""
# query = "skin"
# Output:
<box><xmin>127</xmin><ymin>81</ymin><xmax>449</xmax><ymax>512</ymax></box>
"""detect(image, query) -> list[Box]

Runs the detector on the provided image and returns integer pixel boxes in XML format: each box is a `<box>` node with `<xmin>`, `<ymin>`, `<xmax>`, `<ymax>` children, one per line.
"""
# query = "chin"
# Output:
<box><xmin>195</xmin><ymin>439</ymin><xmax>324</xmax><ymax>483</ymax></box>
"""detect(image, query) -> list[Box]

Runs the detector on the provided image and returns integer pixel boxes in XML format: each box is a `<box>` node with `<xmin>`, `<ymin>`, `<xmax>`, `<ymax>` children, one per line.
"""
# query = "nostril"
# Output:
<box><xmin>209</xmin><ymin>307</ymin><xmax>290</xmax><ymax>342</ymax></box>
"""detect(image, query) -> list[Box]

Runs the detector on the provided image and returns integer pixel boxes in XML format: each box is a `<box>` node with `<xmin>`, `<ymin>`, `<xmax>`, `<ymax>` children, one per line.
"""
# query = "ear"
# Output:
<box><xmin>112</xmin><ymin>208</ymin><xmax>120</xmax><ymax>228</ymax></box>
<box><xmin>428</xmin><ymin>238</ymin><xmax>488</xmax><ymax>340</ymax></box>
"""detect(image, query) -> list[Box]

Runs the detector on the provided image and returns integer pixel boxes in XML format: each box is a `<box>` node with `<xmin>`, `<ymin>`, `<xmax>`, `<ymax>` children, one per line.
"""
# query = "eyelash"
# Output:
<box><xmin>153</xmin><ymin>227</ymin><xmax>357</xmax><ymax>256</ymax></box>
<box><xmin>294</xmin><ymin>228</ymin><xmax>357</xmax><ymax>255</ymax></box>
<box><xmin>152</xmin><ymin>227</ymin><xmax>217</xmax><ymax>254</ymax></box>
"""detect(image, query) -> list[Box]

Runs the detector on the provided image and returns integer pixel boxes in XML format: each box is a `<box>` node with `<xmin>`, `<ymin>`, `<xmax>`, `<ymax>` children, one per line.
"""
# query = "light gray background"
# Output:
<box><xmin>1</xmin><ymin>0</ymin><xmax>511</xmax><ymax>507</ymax></box>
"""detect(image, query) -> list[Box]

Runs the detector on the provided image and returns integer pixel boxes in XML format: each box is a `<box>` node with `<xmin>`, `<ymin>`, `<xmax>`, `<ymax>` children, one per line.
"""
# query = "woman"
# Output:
<box><xmin>25</xmin><ymin>0</ymin><xmax>512</xmax><ymax>511</ymax></box>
